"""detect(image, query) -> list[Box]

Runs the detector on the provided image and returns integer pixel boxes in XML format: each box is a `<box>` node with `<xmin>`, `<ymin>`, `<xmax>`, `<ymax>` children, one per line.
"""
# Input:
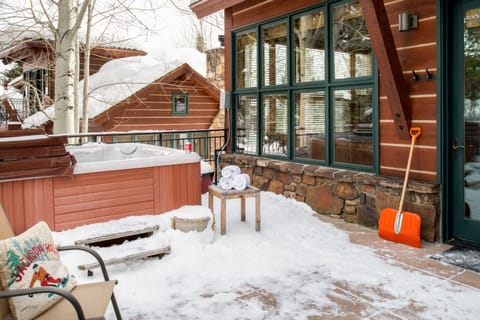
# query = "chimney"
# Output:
<box><xmin>205</xmin><ymin>47</ymin><xmax>225</xmax><ymax>90</ymax></box>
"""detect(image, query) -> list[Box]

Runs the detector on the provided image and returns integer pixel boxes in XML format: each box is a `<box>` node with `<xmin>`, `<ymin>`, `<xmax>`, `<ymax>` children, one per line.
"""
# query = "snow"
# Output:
<box><xmin>22</xmin><ymin>47</ymin><xmax>206</xmax><ymax>128</ymax></box>
<box><xmin>52</xmin><ymin>192</ymin><xmax>480</xmax><ymax>320</ymax></box>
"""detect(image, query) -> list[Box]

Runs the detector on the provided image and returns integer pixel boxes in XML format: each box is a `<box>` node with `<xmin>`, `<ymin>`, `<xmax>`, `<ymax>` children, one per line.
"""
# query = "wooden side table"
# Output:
<box><xmin>208</xmin><ymin>184</ymin><xmax>261</xmax><ymax>235</ymax></box>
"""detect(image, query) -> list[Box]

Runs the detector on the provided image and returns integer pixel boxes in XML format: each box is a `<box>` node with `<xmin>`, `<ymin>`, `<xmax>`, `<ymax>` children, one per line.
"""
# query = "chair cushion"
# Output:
<box><xmin>0</xmin><ymin>222</ymin><xmax>77</xmax><ymax>320</ymax></box>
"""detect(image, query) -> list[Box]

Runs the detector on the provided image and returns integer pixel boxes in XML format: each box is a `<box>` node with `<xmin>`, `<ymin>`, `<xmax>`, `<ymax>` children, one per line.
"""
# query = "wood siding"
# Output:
<box><xmin>92</xmin><ymin>64</ymin><xmax>221</xmax><ymax>132</ymax></box>
<box><xmin>380</xmin><ymin>0</ymin><xmax>437</xmax><ymax>182</ymax></box>
<box><xmin>0</xmin><ymin>162</ymin><xmax>201</xmax><ymax>233</ymax></box>
<box><xmin>223</xmin><ymin>0</ymin><xmax>438</xmax><ymax>182</ymax></box>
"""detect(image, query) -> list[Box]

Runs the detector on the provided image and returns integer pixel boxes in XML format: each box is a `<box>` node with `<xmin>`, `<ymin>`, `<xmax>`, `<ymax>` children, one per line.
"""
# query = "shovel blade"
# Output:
<box><xmin>378</xmin><ymin>208</ymin><xmax>421</xmax><ymax>248</ymax></box>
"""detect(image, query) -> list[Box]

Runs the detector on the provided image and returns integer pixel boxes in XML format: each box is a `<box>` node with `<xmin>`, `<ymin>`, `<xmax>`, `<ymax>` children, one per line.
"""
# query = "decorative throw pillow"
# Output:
<box><xmin>0</xmin><ymin>222</ymin><xmax>77</xmax><ymax>320</ymax></box>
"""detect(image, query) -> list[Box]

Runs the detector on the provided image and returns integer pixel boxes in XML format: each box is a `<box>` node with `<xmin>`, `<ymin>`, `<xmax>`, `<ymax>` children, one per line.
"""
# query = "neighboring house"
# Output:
<box><xmin>0</xmin><ymin>38</ymin><xmax>146</xmax><ymax>121</ymax></box>
<box><xmin>91</xmin><ymin>62</ymin><xmax>220</xmax><ymax>132</ymax></box>
<box><xmin>190</xmin><ymin>0</ymin><xmax>480</xmax><ymax>246</ymax></box>
<box><xmin>21</xmin><ymin>48</ymin><xmax>221</xmax><ymax>133</ymax></box>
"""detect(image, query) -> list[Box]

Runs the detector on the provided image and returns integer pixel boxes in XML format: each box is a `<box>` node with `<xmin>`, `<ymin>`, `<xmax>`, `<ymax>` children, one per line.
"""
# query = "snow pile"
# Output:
<box><xmin>53</xmin><ymin>192</ymin><xmax>480</xmax><ymax>319</ymax></box>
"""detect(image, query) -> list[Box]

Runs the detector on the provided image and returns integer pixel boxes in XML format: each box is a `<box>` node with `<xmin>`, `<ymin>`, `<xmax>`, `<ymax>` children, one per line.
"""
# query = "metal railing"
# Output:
<box><xmin>57</xmin><ymin>129</ymin><xmax>227</xmax><ymax>165</ymax></box>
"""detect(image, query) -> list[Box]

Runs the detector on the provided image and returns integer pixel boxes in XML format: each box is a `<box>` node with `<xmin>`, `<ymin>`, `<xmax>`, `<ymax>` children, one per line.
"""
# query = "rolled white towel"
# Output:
<box><xmin>231</xmin><ymin>173</ymin><xmax>250</xmax><ymax>191</ymax></box>
<box><xmin>218</xmin><ymin>176</ymin><xmax>233</xmax><ymax>190</ymax></box>
<box><xmin>221</xmin><ymin>165</ymin><xmax>241</xmax><ymax>179</ymax></box>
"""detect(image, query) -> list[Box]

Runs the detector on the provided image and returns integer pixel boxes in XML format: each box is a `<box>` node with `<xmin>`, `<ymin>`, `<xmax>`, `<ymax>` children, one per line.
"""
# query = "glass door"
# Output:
<box><xmin>451</xmin><ymin>0</ymin><xmax>480</xmax><ymax>244</ymax></box>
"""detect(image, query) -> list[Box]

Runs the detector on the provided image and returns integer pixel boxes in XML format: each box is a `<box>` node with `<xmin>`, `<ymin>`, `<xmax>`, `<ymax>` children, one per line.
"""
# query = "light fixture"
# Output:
<box><xmin>398</xmin><ymin>13</ymin><xmax>418</xmax><ymax>32</ymax></box>
<box><xmin>218</xmin><ymin>35</ymin><xmax>225</xmax><ymax>47</ymax></box>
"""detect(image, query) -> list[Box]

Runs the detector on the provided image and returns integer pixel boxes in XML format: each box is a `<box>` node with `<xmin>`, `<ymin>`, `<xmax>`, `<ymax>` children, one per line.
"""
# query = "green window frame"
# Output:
<box><xmin>172</xmin><ymin>93</ymin><xmax>189</xmax><ymax>115</ymax></box>
<box><xmin>232</xmin><ymin>0</ymin><xmax>378</xmax><ymax>172</ymax></box>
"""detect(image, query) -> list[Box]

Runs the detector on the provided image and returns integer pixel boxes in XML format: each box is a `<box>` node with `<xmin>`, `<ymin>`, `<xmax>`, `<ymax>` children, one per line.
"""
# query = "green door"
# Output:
<box><xmin>449</xmin><ymin>0</ymin><xmax>480</xmax><ymax>244</ymax></box>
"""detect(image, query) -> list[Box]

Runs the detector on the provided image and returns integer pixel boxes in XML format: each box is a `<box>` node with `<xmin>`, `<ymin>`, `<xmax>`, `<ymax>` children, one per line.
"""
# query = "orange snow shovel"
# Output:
<box><xmin>378</xmin><ymin>127</ymin><xmax>422</xmax><ymax>248</ymax></box>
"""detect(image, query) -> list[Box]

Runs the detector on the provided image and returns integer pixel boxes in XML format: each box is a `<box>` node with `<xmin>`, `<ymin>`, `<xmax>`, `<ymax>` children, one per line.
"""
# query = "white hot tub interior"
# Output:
<box><xmin>67</xmin><ymin>143</ymin><xmax>201</xmax><ymax>174</ymax></box>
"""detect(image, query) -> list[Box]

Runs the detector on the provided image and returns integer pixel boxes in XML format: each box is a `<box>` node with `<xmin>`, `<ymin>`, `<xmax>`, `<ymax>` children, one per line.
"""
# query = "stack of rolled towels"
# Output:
<box><xmin>218</xmin><ymin>165</ymin><xmax>250</xmax><ymax>191</ymax></box>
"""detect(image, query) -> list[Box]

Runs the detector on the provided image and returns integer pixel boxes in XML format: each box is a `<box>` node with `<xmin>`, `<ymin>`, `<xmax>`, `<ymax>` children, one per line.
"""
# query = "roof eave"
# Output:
<box><xmin>190</xmin><ymin>0</ymin><xmax>246</xmax><ymax>19</ymax></box>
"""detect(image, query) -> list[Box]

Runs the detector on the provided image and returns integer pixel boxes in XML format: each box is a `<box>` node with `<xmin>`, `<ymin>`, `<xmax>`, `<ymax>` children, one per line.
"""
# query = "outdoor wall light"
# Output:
<box><xmin>218</xmin><ymin>35</ymin><xmax>225</xmax><ymax>47</ymax></box>
<box><xmin>398</xmin><ymin>12</ymin><xmax>418</xmax><ymax>32</ymax></box>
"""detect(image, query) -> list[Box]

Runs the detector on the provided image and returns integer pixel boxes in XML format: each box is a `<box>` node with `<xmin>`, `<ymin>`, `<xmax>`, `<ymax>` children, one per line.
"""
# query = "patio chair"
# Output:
<box><xmin>0</xmin><ymin>204</ymin><xmax>122</xmax><ymax>320</ymax></box>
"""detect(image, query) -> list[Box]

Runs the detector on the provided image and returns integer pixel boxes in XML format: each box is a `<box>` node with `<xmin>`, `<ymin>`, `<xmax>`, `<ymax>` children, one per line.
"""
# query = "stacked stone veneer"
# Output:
<box><xmin>220</xmin><ymin>153</ymin><xmax>441</xmax><ymax>242</ymax></box>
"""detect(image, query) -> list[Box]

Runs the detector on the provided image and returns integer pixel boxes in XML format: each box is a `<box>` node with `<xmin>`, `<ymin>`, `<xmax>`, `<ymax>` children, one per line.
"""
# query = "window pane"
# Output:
<box><xmin>333</xmin><ymin>88</ymin><xmax>373</xmax><ymax>165</ymax></box>
<box><xmin>295</xmin><ymin>91</ymin><xmax>326</xmax><ymax>160</ymax></box>
<box><xmin>263</xmin><ymin>21</ymin><xmax>288</xmax><ymax>86</ymax></box>
<box><xmin>236</xmin><ymin>31</ymin><xmax>258</xmax><ymax>88</ymax></box>
<box><xmin>172</xmin><ymin>93</ymin><xmax>188</xmax><ymax>114</ymax></box>
<box><xmin>333</xmin><ymin>1</ymin><xmax>373</xmax><ymax>79</ymax></box>
<box><xmin>294</xmin><ymin>10</ymin><xmax>325</xmax><ymax>82</ymax></box>
<box><xmin>263</xmin><ymin>94</ymin><xmax>288</xmax><ymax>156</ymax></box>
<box><xmin>237</xmin><ymin>96</ymin><xmax>258</xmax><ymax>154</ymax></box>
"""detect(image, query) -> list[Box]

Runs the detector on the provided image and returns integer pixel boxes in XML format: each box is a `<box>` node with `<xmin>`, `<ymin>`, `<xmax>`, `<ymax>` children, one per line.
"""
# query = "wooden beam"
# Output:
<box><xmin>359</xmin><ymin>0</ymin><xmax>411</xmax><ymax>140</ymax></box>
<box><xmin>190</xmin><ymin>0</ymin><xmax>246</xmax><ymax>19</ymax></box>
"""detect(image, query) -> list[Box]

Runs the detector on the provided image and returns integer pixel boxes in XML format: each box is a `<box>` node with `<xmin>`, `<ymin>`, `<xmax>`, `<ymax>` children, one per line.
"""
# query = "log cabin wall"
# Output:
<box><xmin>224</xmin><ymin>0</ymin><xmax>438</xmax><ymax>183</ymax></box>
<box><xmin>380</xmin><ymin>0</ymin><xmax>437</xmax><ymax>183</ymax></box>
<box><xmin>92</xmin><ymin>64</ymin><xmax>220</xmax><ymax>132</ymax></box>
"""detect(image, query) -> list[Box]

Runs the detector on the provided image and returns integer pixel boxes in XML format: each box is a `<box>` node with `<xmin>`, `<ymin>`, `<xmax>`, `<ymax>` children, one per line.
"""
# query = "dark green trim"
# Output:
<box><xmin>231</xmin><ymin>0</ymin><xmax>377</xmax><ymax>173</ymax></box>
<box><xmin>171</xmin><ymin>92</ymin><xmax>188</xmax><ymax>115</ymax></box>
<box><xmin>439</xmin><ymin>0</ymin><xmax>453</xmax><ymax>241</ymax></box>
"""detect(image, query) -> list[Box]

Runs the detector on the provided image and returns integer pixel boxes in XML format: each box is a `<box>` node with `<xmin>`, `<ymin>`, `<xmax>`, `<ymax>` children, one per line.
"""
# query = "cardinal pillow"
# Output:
<box><xmin>0</xmin><ymin>221</ymin><xmax>77</xmax><ymax>320</ymax></box>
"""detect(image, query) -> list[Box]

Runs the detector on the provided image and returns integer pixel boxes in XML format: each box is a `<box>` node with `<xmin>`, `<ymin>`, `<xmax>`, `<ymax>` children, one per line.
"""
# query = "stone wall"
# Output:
<box><xmin>205</xmin><ymin>47</ymin><xmax>225</xmax><ymax>90</ymax></box>
<box><xmin>220</xmin><ymin>153</ymin><xmax>441</xmax><ymax>242</ymax></box>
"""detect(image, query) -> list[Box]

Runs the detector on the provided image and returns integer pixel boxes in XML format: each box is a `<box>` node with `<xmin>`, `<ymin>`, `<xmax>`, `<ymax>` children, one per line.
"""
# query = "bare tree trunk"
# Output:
<box><xmin>82</xmin><ymin>0</ymin><xmax>94</xmax><ymax>141</ymax></box>
<box><xmin>53</xmin><ymin>0</ymin><xmax>89</xmax><ymax>135</ymax></box>
<box><xmin>74</xmin><ymin>14</ymin><xmax>80</xmax><ymax>134</ymax></box>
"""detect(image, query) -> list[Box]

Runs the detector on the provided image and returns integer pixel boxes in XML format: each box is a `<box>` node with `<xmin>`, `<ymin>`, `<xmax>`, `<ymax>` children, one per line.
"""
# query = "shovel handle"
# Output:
<box><xmin>410</xmin><ymin>127</ymin><xmax>422</xmax><ymax>143</ymax></box>
<box><xmin>398</xmin><ymin>127</ymin><xmax>422</xmax><ymax>213</ymax></box>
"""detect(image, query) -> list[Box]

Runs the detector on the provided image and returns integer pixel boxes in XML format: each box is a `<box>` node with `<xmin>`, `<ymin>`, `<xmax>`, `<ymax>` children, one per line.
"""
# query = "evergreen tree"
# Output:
<box><xmin>5</xmin><ymin>249</ymin><xmax>24</xmax><ymax>287</ymax></box>
<box><xmin>0</xmin><ymin>63</ymin><xmax>22</xmax><ymax>86</ymax></box>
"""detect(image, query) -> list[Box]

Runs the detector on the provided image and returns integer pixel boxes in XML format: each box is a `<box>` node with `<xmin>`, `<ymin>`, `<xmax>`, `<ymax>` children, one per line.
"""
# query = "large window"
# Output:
<box><xmin>233</xmin><ymin>0</ymin><xmax>376</xmax><ymax>170</ymax></box>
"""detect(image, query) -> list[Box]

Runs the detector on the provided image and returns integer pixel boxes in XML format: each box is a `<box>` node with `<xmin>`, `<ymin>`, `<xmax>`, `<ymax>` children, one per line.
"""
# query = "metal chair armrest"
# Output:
<box><xmin>57</xmin><ymin>245</ymin><xmax>122</xmax><ymax>320</ymax></box>
<box><xmin>0</xmin><ymin>286</ymin><xmax>85</xmax><ymax>320</ymax></box>
<box><xmin>57</xmin><ymin>245</ymin><xmax>111</xmax><ymax>281</ymax></box>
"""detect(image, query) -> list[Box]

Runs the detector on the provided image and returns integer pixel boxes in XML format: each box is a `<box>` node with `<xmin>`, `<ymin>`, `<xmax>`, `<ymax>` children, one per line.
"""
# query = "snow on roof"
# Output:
<box><xmin>23</xmin><ymin>47</ymin><xmax>206</xmax><ymax>128</ymax></box>
<box><xmin>0</xmin><ymin>85</ymin><xmax>23</xmax><ymax>101</ymax></box>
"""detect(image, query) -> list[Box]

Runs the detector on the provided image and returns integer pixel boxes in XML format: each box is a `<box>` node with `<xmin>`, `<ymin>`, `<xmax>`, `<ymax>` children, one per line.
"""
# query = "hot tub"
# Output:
<box><xmin>0</xmin><ymin>143</ymin><xmax>202</xmax><ymax>232</ymax></box>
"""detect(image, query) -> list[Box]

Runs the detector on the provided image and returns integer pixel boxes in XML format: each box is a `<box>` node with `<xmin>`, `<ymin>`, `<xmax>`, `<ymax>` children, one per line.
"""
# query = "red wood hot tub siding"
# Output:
<box><xmin>0</xmin><ymin>162</ymin><xmax>201</xmax><ymax>233</ymax></box>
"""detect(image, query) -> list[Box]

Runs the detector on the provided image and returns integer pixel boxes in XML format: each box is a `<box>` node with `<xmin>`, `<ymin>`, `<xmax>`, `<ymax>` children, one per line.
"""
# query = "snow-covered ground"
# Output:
<box><xmin>53</xmin><ymin>191</ymin><xmax>480</xmax><ymax>320</ymax></box>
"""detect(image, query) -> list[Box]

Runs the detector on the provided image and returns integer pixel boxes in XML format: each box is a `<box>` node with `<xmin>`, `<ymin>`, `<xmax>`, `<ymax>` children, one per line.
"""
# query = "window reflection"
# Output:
<box><xmin>333</xmin><ymin>1</ymin><xmax>372</xmax><ymax>79</ymax></box>
<box><xmin>263</xmin><ymin>94</ymin><xmax>288</xmax><ymax>156</ymax></box>
<box><xmin>295</xmin><ymin>91</ymin><xmax>326</xmax><ymax>160</ymax></box>
<box><xmin>236</xmin><ymin>31</ymin><xmax>258</xmax><ymax>88</ymax></box>
<box><xmin>263</xmin><ymin>21</ymin><xmax>288</xmax><ymax>86</ymax></box>
<box><xmin>294</xmin><ymin>10</ymin><xmax>325</xmax><ymax>83</ymax></box>
<box><xmin>333</xmin><ymin>88</ymin><xmax>373</xmax><ymax>166</ymax></box>
<box><xmin>237</xmin><ymin>96</ymin><xmax>258</xmax><ymax>154</ymax></box>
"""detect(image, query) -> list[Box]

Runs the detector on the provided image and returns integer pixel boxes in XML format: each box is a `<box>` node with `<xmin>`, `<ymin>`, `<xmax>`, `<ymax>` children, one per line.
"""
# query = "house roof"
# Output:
<box><xmin>0</xmin><ymin>39</ymin><xmax>53</xmax><ymax>65</ymax></box>
<box><xmin>0</xmin><ymin>38</ymin><xmax>146</xmax><ymax>65</ymax></box>
<box><xmin>190</xmin><ymin>0</ymin><xmax>246</xmax><ymax>19</ymax></box>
